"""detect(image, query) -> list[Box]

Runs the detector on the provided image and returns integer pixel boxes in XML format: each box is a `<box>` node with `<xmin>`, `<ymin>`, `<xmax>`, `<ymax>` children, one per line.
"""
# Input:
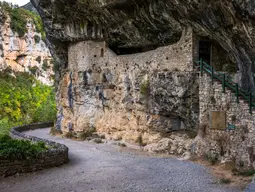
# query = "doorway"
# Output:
<box><xmin>199</xmin><ymin>41</ymin><xmax>212</xmax><ymax>65</ymax></box>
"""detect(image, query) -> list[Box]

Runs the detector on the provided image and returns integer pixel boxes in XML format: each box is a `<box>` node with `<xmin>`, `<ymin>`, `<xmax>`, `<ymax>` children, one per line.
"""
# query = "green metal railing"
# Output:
<box><xmin>195</xmin><ymin>59</ymin><xmax>255</xmax><ymax>114</ymax></box>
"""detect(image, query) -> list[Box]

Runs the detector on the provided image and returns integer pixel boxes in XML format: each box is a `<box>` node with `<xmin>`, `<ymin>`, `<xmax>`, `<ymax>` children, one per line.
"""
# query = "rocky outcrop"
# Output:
<box><xmin>56</xmin><ymin>33</ymin><xmax>199</xmax><ymax>145</ymax></box>
<box><xmin>32</xmin><ymin>0</ymin><xmax>255</xmax><ymax>90</ymax></box>
<box><xmin>29</xmin><ymin>0</ymin><xmax>255</xmax><ymax>159</ymax></box>
<box><xmin>0</xmin><ymin>7</ymin><xmax>53</xmax><ymax>85</ymax></box>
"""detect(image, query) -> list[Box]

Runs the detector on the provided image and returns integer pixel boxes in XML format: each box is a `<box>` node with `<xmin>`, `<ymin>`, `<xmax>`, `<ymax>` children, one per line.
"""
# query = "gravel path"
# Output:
<box><xmin>0</xmin><ymin>128</ymin><xmax>242</xmax><ymax>192</ymax></box>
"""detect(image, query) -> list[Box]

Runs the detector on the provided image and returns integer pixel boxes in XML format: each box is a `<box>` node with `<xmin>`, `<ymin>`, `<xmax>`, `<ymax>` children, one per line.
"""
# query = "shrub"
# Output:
<box><xmin>220</xmin><ymin>178</ymin><xmax>231</xmax><ymax>184</ymax></box>
<box><xmin>0</xmin><ymin>2</ymin><xmax>46</xmax><ymax>38</ymax></box>
<box><xmin>0</xmin><ymin>70</ymin><xmax>57</xmax><ymax>135</ymax></box>
<box><xmin>42</xmin><ymin>60</ymin><xmax>49</xmax><ymax>71</ymax></box>
<box><xmin>236</xmin><ymin>170</ymin><xmax>255</xmax><ymax>177</ymax></box>
<box><xmin>0</xmin><ymin>135</ymin><xmax>47</xmax><ymax>160</ymax></box>
<box><xmin>34</xmin><ymin>34</ymin><xmax>41</xmax><ymax>43</ymax></box>
<box><xmin>140</xmin><ymin>80</ymin><xmax>150</xmax><ymax>96</ymax></box>
<box><xmin>10</xmin><ymin>8</ymin><xmax>27</xmax><ymax>37</ymax></box>
<box><xmin>29</xmin><ymin>66</ymin><xmax>39</xmax><ymax>75</ymax></box>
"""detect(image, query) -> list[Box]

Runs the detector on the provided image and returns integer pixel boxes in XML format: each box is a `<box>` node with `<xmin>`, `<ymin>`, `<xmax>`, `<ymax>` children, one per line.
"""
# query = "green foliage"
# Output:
<box><xmin>0</xmin><ymin>1</ymin><xmax>45</xmax><ymax>39</ymax></box>
<box><xmin>0</xmin><ymin>70</ymin><xmax>57</xmax><ymax>135</ymax></box>
<box><xmin>42</xmin><ymin>60</ymin><xmax>50</xmax><ymax>71</ymax></box>
<box><xmin>220</xmin><ymin>178</ymin><xmax>231</xmax><ymax>184</ymax></box>
<box><xmin>34</xmin><ymin>34</ymin><xmax>41</xmax><ymax>43</ymax></box>
<box><xmin>29</xmin><ymin>66</ymin><xmax>39</xmax><ymax>75</ymax></box>
<box><xmin>235</xmin><ymin>169</ymin><xmax>255</xmax><ymax>177</ymax></box>
<box><xmin>9</xmin><ymin>8</ymin><xmax>28</xmax><ymax>37</ymax></box>
<box><xmin>140</xmin><ymin>80</ymin><xmax>150</xmax><ymax>96</ymax></box>
<box><xmin>0</xmin><ymin>118</ymin><xmax>14</xmax><ymax>136</ymax></box>
<box><xmin>0</xmin><ymin>135</ymin><xmax>47</xmax><ymax>160</ymax></box>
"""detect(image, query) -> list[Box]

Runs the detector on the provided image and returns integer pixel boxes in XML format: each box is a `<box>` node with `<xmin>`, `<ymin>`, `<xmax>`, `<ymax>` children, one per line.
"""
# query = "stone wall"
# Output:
<box><xmin>0</xmin><ymin>122</ymin><xmax>68</xmax><ymax>177</ymax></box>
<box><xmin>57</xmin><ymin>27</ymin><xmax>199</xmax><ymax>145</ymax></box>
<box><xmin>198</xmin><ymin>74</ymin><xmax>255</xmax><ymax>170</ymax></box>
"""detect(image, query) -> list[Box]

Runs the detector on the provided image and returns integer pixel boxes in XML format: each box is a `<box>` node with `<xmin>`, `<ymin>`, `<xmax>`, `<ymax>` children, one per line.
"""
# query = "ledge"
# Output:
<box><xmin>0</xmin><ymin>122</ymin><xmax>68</xmax><ymax>177</ymax></box>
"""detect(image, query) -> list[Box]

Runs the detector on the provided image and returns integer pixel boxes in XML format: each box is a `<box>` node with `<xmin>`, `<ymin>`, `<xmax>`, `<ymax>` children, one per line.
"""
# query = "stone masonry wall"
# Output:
<box><xmin>57</xmin><ymin>27</ymin><xmax>199</xmax><ymax>146</ymax></box>
<box><xmin>0</xmin><ymin>122</ymin><xmax>68</xmax><ymax>177</ymax></box>
<box><xmin>199</xmin><ymin>74</ymin><xmax>255</xmax><ymax>170</ymax></box>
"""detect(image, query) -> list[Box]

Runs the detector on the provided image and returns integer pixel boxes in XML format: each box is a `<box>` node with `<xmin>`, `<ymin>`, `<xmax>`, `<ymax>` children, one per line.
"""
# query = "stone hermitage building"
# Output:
<box><xmin>55</xmin><ymin>26</ymin><xmax>255</xmax><ymax>170</ymax></box>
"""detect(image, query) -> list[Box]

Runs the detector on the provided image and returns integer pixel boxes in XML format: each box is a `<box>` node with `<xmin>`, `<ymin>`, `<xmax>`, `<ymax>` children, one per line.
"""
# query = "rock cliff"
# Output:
<box><xmin>32</xmin><ymin>0</ymin><xmax>255</xmax><ymax>90</ymax></box>
<box><xmin>0</xmin><ymin>5</ymin><xmax>53</xmax><ymax>85</ymax></box>
<box><xmin>29</xmin><ymin>0</ymin><xmax>255</xmax><ymax>169</ymax></box>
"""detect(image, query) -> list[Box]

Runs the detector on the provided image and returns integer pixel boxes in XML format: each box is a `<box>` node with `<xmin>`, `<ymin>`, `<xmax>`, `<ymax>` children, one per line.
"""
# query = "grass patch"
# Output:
<box><xmin>234</xmin><ymin>169</ymin><xmax>255</xmax><ymax>177</ymax></box>
<box><xmin>0</xmin><ymin>135</ymin><xmax>47</xmax><ymax>160</ymax></box>
<box><xmin>220</xmin><ymin>178</ymin><xmax>231</xmax><ymax>184</ymax></box>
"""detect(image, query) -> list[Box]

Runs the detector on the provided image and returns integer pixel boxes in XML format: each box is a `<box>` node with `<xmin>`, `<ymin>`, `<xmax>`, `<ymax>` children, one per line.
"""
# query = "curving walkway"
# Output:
<box><xmin>0</xmin><ymin>128</ymin><xmax>244</xmax><ymax>192</ymax></box>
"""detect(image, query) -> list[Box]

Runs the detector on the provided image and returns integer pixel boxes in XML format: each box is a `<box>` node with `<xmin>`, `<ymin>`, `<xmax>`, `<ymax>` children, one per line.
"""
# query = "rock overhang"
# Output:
<box><xmin>31</xmin><ymin>0</ymin><xmax>255</xmax><ymax>89</ymax></box>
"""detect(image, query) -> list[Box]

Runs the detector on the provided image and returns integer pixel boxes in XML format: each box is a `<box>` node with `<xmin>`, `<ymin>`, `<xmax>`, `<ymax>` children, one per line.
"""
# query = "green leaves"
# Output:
<box><xmin>0</xmin><ymin>135</ymin><xmax>47</xmax><ymax>160</ymax></box>
<box><xmin>0</xmin><ymin>70</ymin><xmax>57</xmax><ymax>135</ymax></box>
<box><xmin>0</xmin><ymin>2</ymin><xmax>46</xmax><ymax>38</ymax></box>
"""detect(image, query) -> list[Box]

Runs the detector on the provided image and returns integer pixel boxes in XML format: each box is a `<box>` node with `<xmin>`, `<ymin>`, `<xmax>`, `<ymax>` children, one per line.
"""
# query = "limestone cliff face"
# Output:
<box><xmin>57</xmin><ymin>36</ymin><xmax>199</xmax><ymax>144</ymax></box>
<box><xmin>29</xmin><ymin>0</ymin><xmax>255</xmax><ymax>167</ymax></box>
<box><xmin>30</xmin><ymin>0</ymin><xmax>254</xmax><ymax>140</ymax></box>
<box><xmin>0</xmin><ymin>8</ymin><xmax>53</xmax><ymax>85</ymax></box>
<box><xmin>32</xmin><ymin>0</ymin><xmax>255</xmax><ymax>90</ymax></box>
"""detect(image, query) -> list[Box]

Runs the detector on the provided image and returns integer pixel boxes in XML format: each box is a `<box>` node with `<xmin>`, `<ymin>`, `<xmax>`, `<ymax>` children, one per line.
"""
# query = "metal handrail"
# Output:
<box><xmin>195</xmin><ymin>60</ymin><xmax>254</xmax><ymax>114</ymax></box>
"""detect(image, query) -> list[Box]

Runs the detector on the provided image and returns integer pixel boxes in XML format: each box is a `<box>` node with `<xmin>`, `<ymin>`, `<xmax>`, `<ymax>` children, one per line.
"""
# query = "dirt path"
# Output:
<box><xmin>0</xmin><ymin>128</ymin><xmax>243</xmax><ymax>192</ymax></box>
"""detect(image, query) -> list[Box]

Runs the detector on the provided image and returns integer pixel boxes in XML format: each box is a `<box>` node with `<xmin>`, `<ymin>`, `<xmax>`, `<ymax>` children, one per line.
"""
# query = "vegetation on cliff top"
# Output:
<box><xmin>0</xmin><ymin>69</ymin><xmax>57</xmax><ymax>136</ymax></box>
<box><xmin>0</xmin><ymin>1</ymin><xmax>45</xmax><ymax>39</ymax></box>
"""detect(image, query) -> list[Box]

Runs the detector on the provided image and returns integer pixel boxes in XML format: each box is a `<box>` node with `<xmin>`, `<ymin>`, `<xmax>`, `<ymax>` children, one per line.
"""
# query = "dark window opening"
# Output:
<box><xmin>199</xmin><ymin>41</ymin><xmax>212</xmax><ymax>65</ymax></box>
<box><xmin>109</xmin><ymin>44</ymin><xmax>157</xmax><ymax>55</ymax></box>
<box><xmin>101</xmin><ymin>48</ymin><xmax>104</xmax><ymax>57</ymax></box>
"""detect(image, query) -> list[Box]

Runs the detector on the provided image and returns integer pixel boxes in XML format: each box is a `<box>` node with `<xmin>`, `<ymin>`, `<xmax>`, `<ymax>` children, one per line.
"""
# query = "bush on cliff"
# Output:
<box><xmin>0</xmin><ymin>69</ymin><xmax>57</xmax><ymax>135</ymax></box>
<box><xmin>0</xmin><ymin>1</ymin><xmax>46</xmax><ymax>39</ymax></box>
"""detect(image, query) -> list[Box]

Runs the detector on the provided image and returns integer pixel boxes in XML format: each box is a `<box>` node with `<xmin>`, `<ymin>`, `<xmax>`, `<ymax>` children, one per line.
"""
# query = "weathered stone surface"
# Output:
<box><xmin>28</xmin><ymin>0</ymin><xmax>255</xmax><ymax>166</ymax></box>
<box><xmin>198</xmin><ymin>73</ymin><xmax>255</xmax><ymax>170</ymax></box>
<box><xmin>144</xmin><ymin>134</ymin><xmax>193</xmax><ymax>155</ymax></box>
<box><xmin>0</xmin><ymin>9</ymin><xmax>53</xmax><ymax>85</ymax></box>
<box><xmin>32</xmin><ymin>0</ymin><xmax>255</xmax><ymax>91</ymax></box>
<box><xmin>56</xmin><ymin>37</ymin><xmax>198</xmax><ymax>146</ymax></box>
